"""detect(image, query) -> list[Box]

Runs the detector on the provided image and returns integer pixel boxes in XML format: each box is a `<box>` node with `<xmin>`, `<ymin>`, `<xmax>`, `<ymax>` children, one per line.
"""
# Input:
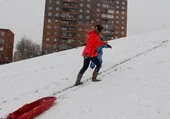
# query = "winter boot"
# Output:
<box><xmin>75</xmin><ymin>73</ymin><xmax>83</xmax><ymax>86</ymax></box>
<box><xmin>92</xmin><ymin>70</ymin><xmax>101</xmax><ymax>82</ymax></box>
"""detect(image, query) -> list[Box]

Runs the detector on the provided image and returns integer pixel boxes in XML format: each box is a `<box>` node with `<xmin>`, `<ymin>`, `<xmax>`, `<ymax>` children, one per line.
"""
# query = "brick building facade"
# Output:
<box><xmin>0</xmin><ymin>29</ymin><xmax>14</xmax><ymax>64</ymax></box>
<box><xmin>42</xmin><ymin>0</ymin><xmax>127</xmax><ymax>54</ymax></box>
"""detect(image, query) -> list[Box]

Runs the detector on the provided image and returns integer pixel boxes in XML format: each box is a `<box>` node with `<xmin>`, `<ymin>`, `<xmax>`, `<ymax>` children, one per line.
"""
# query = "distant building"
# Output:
<box><xmin>42</xmin><ymin>0</ymin><xmax>127</xmax><ymax>54</ymax></box>
<box><xmin>0</xmin><ymin>29</ymin><xmax>14</xmax><ymax>64</ymax></box>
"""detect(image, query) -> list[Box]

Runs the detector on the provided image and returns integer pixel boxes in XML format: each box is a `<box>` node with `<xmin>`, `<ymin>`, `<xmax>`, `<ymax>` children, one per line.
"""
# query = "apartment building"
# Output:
<box><xmin>0</xmin><ymin>29</ymin><xmax>14</xmax><ymax>64</ymax></box>
<box><xmin>42</xmin><ymin>0</ymin><xmax>127</xmax><ymax>54</ymax></box>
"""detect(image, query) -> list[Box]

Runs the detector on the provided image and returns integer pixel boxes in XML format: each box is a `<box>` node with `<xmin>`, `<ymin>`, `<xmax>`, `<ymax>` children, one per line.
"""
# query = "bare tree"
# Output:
<box><xmin>16</xmin><ymin>36</ymin><xmax>41</xmax><ymax>60</ymax></box>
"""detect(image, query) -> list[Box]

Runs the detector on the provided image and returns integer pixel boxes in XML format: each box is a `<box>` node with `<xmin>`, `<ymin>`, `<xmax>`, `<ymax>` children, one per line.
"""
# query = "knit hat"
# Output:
<box><xmin>95</xmin><ymin>25</ymin><xmax>104</xmax><ymax>32</ymax></box>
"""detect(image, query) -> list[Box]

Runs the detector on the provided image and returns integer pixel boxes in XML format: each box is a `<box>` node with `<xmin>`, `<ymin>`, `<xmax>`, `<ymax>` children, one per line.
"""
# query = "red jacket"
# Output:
<box><xmin>82</xmin><ymin>30</ymin><xmax>105</xmax><ymax>57</ymax></box>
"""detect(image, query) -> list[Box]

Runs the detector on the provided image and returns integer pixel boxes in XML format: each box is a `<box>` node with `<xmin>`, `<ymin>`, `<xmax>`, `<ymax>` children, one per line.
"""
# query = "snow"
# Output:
<box><xmin>0</xmin><ymin>28</ymin><xmax>170</xmax><ymax>119</ymax></box>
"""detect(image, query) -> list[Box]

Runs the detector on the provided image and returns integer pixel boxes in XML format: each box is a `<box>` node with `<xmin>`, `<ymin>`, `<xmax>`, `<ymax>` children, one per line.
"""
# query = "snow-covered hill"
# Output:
<box><xmin>0</xmin><ymin>28</ymin><xmax>170</xmax><ymax>119</ymax></box>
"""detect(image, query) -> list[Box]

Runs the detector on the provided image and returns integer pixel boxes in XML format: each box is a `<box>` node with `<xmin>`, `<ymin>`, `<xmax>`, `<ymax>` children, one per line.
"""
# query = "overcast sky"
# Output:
<box><xmin>127</xmin><ymin>0</ymin><xmax>170</xmax><ymax>35</ymax></box>
<box><xmin>0</xmin><ymin>0</ymin><xmax>170</xmax><ymax>49</ymax></box>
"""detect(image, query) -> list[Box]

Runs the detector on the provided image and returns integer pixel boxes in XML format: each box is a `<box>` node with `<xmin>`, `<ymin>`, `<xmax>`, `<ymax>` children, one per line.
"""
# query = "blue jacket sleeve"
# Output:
<box><xmin>103</xmin><ymin>44</ymin><xmax>109</xmax><ymax>48</ymax></box>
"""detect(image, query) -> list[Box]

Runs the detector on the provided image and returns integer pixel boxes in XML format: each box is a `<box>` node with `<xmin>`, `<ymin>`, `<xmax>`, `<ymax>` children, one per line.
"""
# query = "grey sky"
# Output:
<box><xmin>128</xmin><ymin>0</ymin><xmax>170</xmax><ymax>35</ymax></box>
<box><xmin>0</xmin><ymin>0</ymin><xmax>45</xmax><ymax>48</ymax></box>
<box><xmin>0</xmin><ymin>0</ymin><xmax>170</xmax><ymax>49</ymax></box>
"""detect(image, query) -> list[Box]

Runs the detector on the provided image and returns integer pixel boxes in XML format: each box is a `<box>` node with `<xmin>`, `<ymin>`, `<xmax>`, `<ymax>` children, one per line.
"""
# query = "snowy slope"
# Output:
<box><xmin>0</xmin><ymin>28</ymin><xmax>170</xmax><ymax>119</ymax></box>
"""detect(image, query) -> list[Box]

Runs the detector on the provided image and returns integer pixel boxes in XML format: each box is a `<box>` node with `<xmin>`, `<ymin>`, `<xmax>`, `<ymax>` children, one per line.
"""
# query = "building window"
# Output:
<box><xmin>87</xmin><ymin>4</ymin><xmax>91</xmax><ymax>8</ymax></box>
<box><xmin>116</xmin><ymin>11</ymin><xmax>119</xmax><ymax>14</ymax></box>
<box><xmin>79</xmin><ymin>15</ymin><xmax>83</xmax><ymax>19</ymax></box>
<box><xmin>49</xmin><ymin>0</ymin><xmax>53</xmax><ymax>4</ymax></box>
<box><xmin>116</xmin><ymin>6</ymin><xmax>119</xmax><ymax>9</ymax></box>
<box><xmin>116</xmin><ymin>21</ymin><xmax>119</xmax><ymax>24</ymax></box>
<box><xmin>56</xmin><ymin>1</ymin><xmax>60</xmax><ymax>4</ymax></box>
<box><xmin>53</xmin><ymin>44</ymin><xmax>57</xmax><ymax>48</ymax></box>
<box><xmin>61</xmin><ymin>27</ymin><xmax>67</xmax><ymax>31</ymax></box>
<box><xmin>48</xmin><ymin>6</ymin><xmax>52</xmax><ymax>10</ymax></box>
<box><xmin>121</xmin><ymin>21</ymin><xmax>125</xmax><ymax>25</ymax></box>
<box><xmin>102</xmin><ymin>4</ymin><xmax>108</xmax><ymax>8</ymax></box>
<box><xmin>108</xmin><ymin>20</ymin><xmax>114</xmax><ymax>24</ymax></box>
<box><xmin>0</xmin><ymin>47</ymin><xmax>3</xmax><ymax>51</ymax></box>
<box><xmin>103</xmin><ymin>25</ymin><xmax>108</xmax><ymax>29</ymax></box>
<box><xmin>55</xmin><ymin>13</ymin><xmax>59</xmax><ymax>17</ymax></box>
<box><xmin>108</xmin><ymin>10</ymin><xmax>114</xmax><ymax>13</ymax></box>
<box><xmin>68</xmin><ymin>40</ymin><xmax>71</xmax><ymax>43</ymax></box>
<box><xmin>47</xmin><ymin>32</ymin><xmax>50</xmax><ymax>35</ymax></box>
<box><xmin>0</xmin><ymin>53</ymin><xmax>2</xmax><ymax>58</ymax></box>
<box><xmin>102</xmin><ymin>14</ymin><xmax>114</xmax><ymax>18</ymax></box>
<box><xmin>54</xmin><ymin>32</ymin><xmax>57</xmax><ymax>35</ymax></box>
<box><xmin>54</xmin><ymin>39</ymin><xmax>57</xmax><ymax>42</ymax></box>
<box><xmin>78</xmin><ymin>34</ymin><xmax>81</xmax><ymax>37</ymax></box>
<box><xmin>46</xmin><ymin>44</ymin><xmax>50</xmax><ymax>48</ymax></box>
<box><xmin>78</xmin><ymin>22</ymin><xmax>83</xmax><ymax>25</ymax></box>
<box><xmin>62</xmin><ymin>33</ymin><xmax>67</xmax><ymax>37</ymax></box>
<box><xmin>46</xmin><ymin>38</ymin><xmax>50</xmax><ymax>41</ymax></box>
<box><xmin>115</xmin><ymin>31</ymin><xmax>119</xmax><ymax>34</ymax></box>
<box><xmin>56</xmin><ymin>7</ymin><xmax>59</xmax><ymax>11</ymax></box>
<box><xmin>121</xmin><ymin>16</ymin><xmax>125</xmax><ymax>20</ymax></box>
<box><xmin>0</xmin><ymin>31</ymin><xmax>5</xmax><ymax>36</ymax></box>
<box><xmin>47</xmin><ymin>25</ymin><xmax>52</xmax><ymax>29</ymax></box>
<box><xmin>109</xmin><ymin>25</ymin><xmax>114</xmax><ymax>29</ymax></box>
<box><xmin>55</xmin><ymin>20</ymin><xmax>58</xmax><ymax>23</ymax></box>
<box><xmin>0</xmin><ymin>39</ymin><xmax>4</xmax><ymax>44</ymax></box>
<box><xmin>115</xmin><ymin>25</ymin><xmax>119</xmax><ymax>29</ymax></box>
<box><xmin>48</xmin><ymin>13</ymin><xmax>52</xmax><ymax>17</ymax></box>
<box><xmin>48</xmin><ymin>19</ymin><xmax>51</xmax><ymax>23</ymax></box>
<box><xmin>86</xmin><ymin>16</ymin><xmax>90</xmax><ymax>19</ymax></box>
<box><xmin>121</xmin><ymin>31</ymin><xmax>124</xmax><ymax>35</ymax></box>
<box><xmin>80</xmin><ymin>4</ymin><xmax>83</xmax><ymax>7</ymax></box>
<box><xmin>55</xmin><ymin>25</ymin><xmax>58</xmax><ymax>29</ymax></box>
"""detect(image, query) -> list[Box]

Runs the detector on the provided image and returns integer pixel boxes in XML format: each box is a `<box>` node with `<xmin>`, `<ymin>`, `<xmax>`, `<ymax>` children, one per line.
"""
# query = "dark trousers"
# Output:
<box><xmin>79</xmin><ymin>56</ymin><xmax>101</xmax><ymax>74</ymax></box>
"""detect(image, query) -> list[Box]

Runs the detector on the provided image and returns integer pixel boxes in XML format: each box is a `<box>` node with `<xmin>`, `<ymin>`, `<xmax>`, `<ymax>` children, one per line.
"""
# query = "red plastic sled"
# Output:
<box><xmin>7</xmin><ymin>96</ymin><xmax>57</xmax><ymax>119</ymax></box>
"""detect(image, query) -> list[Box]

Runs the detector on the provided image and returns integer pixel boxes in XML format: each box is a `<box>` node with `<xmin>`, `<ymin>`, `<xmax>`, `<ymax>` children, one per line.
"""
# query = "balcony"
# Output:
<box><xmin>60</xmin><ymin>33</ymin><xmax>76</xmax><ymax>38</ymax></box>
<box><xmin>62</xmin><ymin>0</ymin><xmax>78</xmax><ymax>3</ymax></box>
<box><xmin>61</xmin><ymin>21</ymin><xmax>77</xmax><ymax>26</ymax></box>
<box><xmin>61</xmin><ymin>30</ymin><xmax>77</xmax><ymax>33</ymax></box>
<box><xmin>60</xmin><ymin>14</ymin><xmax>77</xmax><ymax>21</ymax></box>
<box><xmin>62</xmin><ymin>8</ymin><xmax>78</xmax><ymax>14</ymax></box>
<box><xmin>61</xmin><ymin>18</ymin><xmax>77</xmax><ymax>21</ymax></box>
<box><xmin>62</xmin><ymin>2</ymin><xmax>78</xmax><ymax>8</ymax></box>
<box><xmin>63</xmin><ymin>5</ymin><xmax>77</xmax><ymax>9</ymax></box>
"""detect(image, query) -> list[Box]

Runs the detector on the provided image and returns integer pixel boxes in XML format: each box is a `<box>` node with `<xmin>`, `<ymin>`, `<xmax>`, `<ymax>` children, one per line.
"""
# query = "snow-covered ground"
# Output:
<box><xmin>0</xmin><ymin>28</ymin><xmax>170</xmax><ymax>119</ymax></box>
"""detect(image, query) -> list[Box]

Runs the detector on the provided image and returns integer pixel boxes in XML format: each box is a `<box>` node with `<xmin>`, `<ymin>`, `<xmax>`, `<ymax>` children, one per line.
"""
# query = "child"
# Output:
<box><xmin>90</xmin><ymin>36</ymin><xmax>112</xmax><ymax>69</ymax></box>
